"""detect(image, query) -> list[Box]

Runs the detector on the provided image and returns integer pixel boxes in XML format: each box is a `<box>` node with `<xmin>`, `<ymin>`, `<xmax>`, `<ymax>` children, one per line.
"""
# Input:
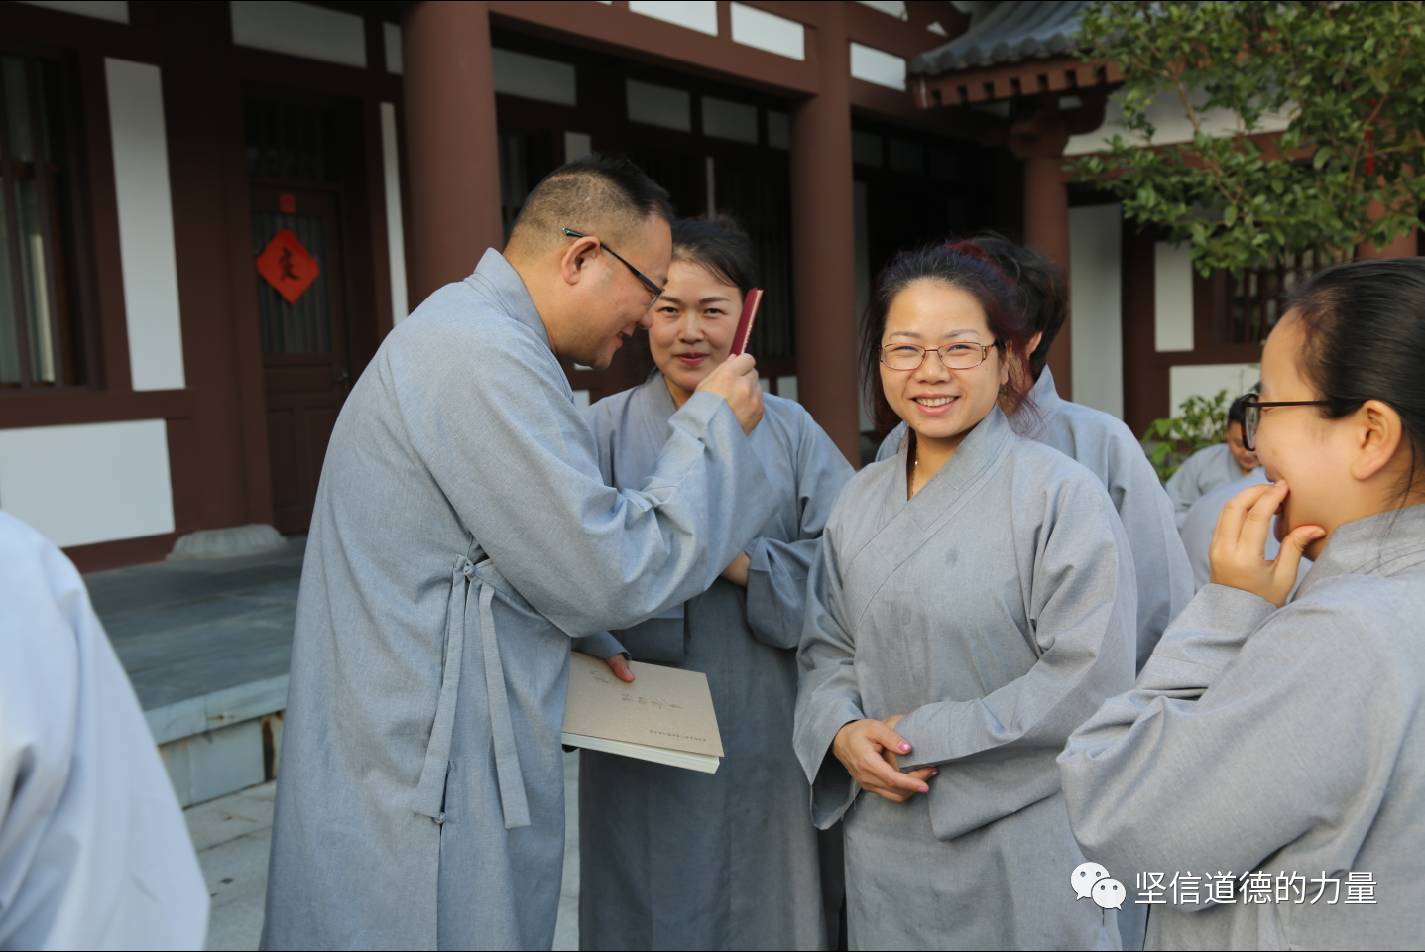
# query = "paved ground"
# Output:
<box><xmin>186</xmin><ymin>754</ymin><xmax>583</xmax><ymax>951</ymax></box>
<box><xmin>95</xmin><ymin>539</ymin><xmax>588</xmax><ymax>947</ymax></box>
<box><xmin>87</xmin><ymin>538</ymin><xmax>305</xmax><ymax>711</ymax></box>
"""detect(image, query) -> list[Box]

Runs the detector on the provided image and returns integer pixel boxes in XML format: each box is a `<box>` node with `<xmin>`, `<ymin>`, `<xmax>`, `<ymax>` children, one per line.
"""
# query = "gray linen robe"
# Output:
<box><xmin>1058</xmin><ymin>504</ymin><xmax>1425</xmax><ymax>950</ymax></box>
<box><xmin>877</xmin><ymin>369</ymin><xmax>1192</xmax><ymax>672</ymax></box>
<box><xmin>1164</xmin><ymin>442</ymin><xmax>1246</xmax><ymax>528</ymax></box>
<box><xmin>261</xmin><ymin>250</ymin><xmax>775</xmax><ymax>951</ymax></box>
<box><xmin>796</xmin><ymin>407</ymin><xmax>1137</xmax><ymax>950</ymax></box>
<box><xmin>575</xmin><ymin>377</ymin><xmax>853</xmax><ymax>951</ymax></box>
<box><xmin>0</xmin><ymin>514</ymin><xmax>209</xmax><ymax>950</ymax></box>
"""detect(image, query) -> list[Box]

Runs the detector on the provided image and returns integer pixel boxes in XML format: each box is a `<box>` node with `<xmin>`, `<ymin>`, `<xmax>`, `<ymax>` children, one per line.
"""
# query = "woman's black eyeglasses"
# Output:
<box><xmin>560</xmin><ymin>227</ymin><xmax>664</xmax><ymax>301</ymax></box>
<box><xmin>1242</xmin><ymin>394</ymin><xmax>1333</xmax><ymax>451</ymax></box>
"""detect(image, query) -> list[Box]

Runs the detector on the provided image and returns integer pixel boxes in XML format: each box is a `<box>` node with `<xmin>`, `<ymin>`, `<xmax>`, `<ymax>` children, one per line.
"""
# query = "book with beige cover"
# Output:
<box><xmin>561</xmin><ymin>652</ymin><xmax>725</xmax><ymax>774</ymax></box>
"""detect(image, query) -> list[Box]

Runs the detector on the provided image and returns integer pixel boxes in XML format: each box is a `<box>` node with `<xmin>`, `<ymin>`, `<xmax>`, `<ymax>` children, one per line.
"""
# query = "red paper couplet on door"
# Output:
<box><xmin>256</xmin><ymin>227</ymin><xmax>320</xmax><ymax>304</ymax></box>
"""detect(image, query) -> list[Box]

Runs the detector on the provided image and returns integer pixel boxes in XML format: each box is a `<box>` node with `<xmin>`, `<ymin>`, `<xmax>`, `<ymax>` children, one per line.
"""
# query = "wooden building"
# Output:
<box><xmin>2</xmin><ymin>0</ymin><xmax>1394</xmax><ymax>570</ymax></box>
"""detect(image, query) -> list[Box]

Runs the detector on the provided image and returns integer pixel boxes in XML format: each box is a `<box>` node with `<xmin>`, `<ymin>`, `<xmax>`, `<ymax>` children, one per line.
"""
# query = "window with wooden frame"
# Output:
<box><xmin>1220</xmin><ymin>249</ymin><xmax>1324</xmax><ymax>345</ymax></box>
<box><xmin>1</xmin><ymin>52</ymin><xmax>94</xmax><ymax>389</ymax></box>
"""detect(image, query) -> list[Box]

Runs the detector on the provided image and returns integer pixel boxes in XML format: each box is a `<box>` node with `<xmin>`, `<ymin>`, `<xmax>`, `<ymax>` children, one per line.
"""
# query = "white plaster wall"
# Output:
<box><xmin>629</xmin><ymin>0</ymin><xmax>718</xmax><ymax>35</ymax></box>
<box><xmin>106</xmin><ymin>58</ymin><xmax>185</xmax><ymax>392</ymax></box>
<box><xmin>0</xmin><ymin>420</ymin><xmax>175</xmax><ymax>548</ymax></box>
<box><xmin>1154</xmin><ymin>241</ymin><xmax>1195</xmax><ymax>352</ymax></box>
<box><xmin>1066</xmin><ymin>88</ymin><xmax>1293</xmax><ymax>156</ymax></box>
<box><xmin>1068</xmin><ymin>204</ymin><xmax>1124</xmax><ymax>418</ymax></box>
<box><xmin>380</xmin><ymin>103</ymin><xmax>408</xmax><ymax>324</ymax></box>
<box><xmin>857</xmin><ymin>1</ymin><xmax>908</xmax><ymax>18</ymax></box>
<box><xmin>850</xmin><ymin>43</ymin><xmax>906</xmax><ymax>91</ymax></box>
<box><xmin>729</xmin><ymin>3</ymin><xmax>805</xmax><ymax>60</ymax></box>
<box><xmin>1169</xmin><ymin>363</ymin><xmax>1260</xmax><ymax>417</ymax></box>
<box><xmin>230</xmin><ymin>1</ymin><xmax>367</xmax><ymax>68</ymax></box>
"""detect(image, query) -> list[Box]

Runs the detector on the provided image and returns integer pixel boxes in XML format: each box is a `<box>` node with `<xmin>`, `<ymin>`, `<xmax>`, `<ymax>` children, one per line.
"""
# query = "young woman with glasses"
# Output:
<box><xmin>793</xmin><ymin>243</ymin><xmax>1137</xmax><ymax>948</ymax></box>
<box><xmin>1060</xmin><ymin>257</ymin><xmax>1425</xmax><ymax>949</ymax></box>
<box><xmin>576</xmin><ymin>216</ymin><xmax>853</xmax><ymax>951</ymax></box>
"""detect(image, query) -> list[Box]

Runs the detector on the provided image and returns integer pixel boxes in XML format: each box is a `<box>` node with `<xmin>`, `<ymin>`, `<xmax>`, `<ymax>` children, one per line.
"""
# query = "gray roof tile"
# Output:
<box><xmin>912</xmin><ymin>1</ymin><xmax>1090</xmax><ymax>75</ymax></box>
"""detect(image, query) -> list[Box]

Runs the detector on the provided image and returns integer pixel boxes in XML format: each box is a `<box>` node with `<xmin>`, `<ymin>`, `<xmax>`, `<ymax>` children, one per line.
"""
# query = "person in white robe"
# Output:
<box><xmin>795</xmin><ymin>244</ymin><xmax>1136</xmax><ymax>950</ymax></box>
<box><xmin>576</xmin><ymin>216</ymin><xmax>853</xmax><ymax>951</ymax></box>
<box><xmin>261</xmin><ymin>157</ymin><xmax>774</xmax><ymax>951</ymax></box>
<box><xmin>0</xmin><ymin>513</ymin><xmax>208</xmax><ymax>951</ymax></box>
<box><xmin>1060</xmin><ymin>258</ymin><xmax>1425</xmax><ymax>950</ymax></box>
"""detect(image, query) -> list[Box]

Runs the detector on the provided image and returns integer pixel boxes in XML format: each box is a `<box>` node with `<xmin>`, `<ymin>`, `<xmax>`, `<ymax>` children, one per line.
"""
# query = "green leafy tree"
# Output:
<box><xmin>1073</xmin><ymin>1</ymin><xmax>1425</xmax><ymax>275</ymax></box>
<box><xmin>1141</xmin><ymin>390</ymin><xmax>1232</xmax><ymax>482</ymax></box>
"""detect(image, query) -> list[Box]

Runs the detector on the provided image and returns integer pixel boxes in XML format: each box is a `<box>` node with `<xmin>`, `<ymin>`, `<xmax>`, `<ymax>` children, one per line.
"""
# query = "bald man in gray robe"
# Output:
<box><xmin>261</xmin><ymin>157</ymin><xmax>772</xmax><ymax>951</ymax></box>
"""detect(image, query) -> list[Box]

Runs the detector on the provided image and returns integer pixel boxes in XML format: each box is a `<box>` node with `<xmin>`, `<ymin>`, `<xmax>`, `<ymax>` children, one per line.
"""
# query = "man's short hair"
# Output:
<box><xmin>1228</xmin><ymin>393</ymin><xmax>1253</xmax><ymax>427</ymax></box>
<box><xmin>509</xmin><ymin>154</ymin><xmax>673</xmax><ymax>252</ymax></box>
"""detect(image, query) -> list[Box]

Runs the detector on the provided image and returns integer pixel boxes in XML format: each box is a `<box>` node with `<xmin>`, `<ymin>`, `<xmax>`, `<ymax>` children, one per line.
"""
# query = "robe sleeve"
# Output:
<box><xmin>572</xmin><ymin>632</ymin><xmax>627</xmax><ymax>659</ymax></box>
<box><xmin>395</xmin><ymin>323</ymin><xmax>775</xmax><ymax>637</ymax></box>
<box><xmin>893</xmin><ymin>479</ymin><xmax>1137</xmax><ymax>772</ymax></box>
<box><xmin>792</xmin><ymin>528</ymin><xmax>867</xmax><ymax>829</ymax></box>
<box><xmin>573</xmin><ymin>392</ymin><xmax>623</xmax><ymax>657</ymax></box>
<box><xmin>1056</xmin><ymin>583</ymin><xmax>1395</xmax><ymax>890</ymax></box>
<box><xmin>743</xmin><ymin>413</ymin><xmax>854</xmax><ymax>651</ymax></box>
<box><xmin>1106</xmin><ymin>431</ymin><xmax>1195</xmax><ymax>669</ymax></box>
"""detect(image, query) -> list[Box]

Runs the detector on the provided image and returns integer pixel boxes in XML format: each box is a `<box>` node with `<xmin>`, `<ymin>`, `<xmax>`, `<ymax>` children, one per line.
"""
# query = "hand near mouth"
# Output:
<box><xmin>1209</xmin><ymin>481</ymin><xmax>1325</xmax><ymax>606</ymax></box>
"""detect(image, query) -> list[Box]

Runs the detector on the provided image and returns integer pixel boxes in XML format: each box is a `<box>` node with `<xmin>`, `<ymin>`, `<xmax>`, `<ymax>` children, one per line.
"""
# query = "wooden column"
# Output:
<box><xmin>1012</xmin><ymin>102</ymin><xmax>1072</xmax><ymax>397</ymax></box>
<box><xmin>789</xmin><ymin>4</ymin><xmax>860</xmax><ymax>463</ymax></box>
<box><xmin>402</xmin><ymin>1</ymin><xmax>504</xmax><ymax>303</ymax></box>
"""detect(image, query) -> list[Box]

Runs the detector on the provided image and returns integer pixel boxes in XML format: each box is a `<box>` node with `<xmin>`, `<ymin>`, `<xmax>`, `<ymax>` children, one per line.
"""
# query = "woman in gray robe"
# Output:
<box><xmin>794</xmin><ymin>244</ymin><xmax>1137</xmax><ymax>950</ymax></box>
<box><xmin>876</xmin><ymin>237</ymin><xmax>1192</xmax><ymax>675</ymax></box>
<box><xmin>578</xmin><ymin>218</ymin><xmax>854</xmax><ymax>950</ymax></box>
<box><xmin>1059</xmin><ymin>258</ymin><xmax>1425</xmax><ymax>950</ymax></box>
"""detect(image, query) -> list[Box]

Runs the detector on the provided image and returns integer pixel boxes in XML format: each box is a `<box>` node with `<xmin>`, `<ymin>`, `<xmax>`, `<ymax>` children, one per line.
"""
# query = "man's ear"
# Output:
<box><xmin>1027</xmin><ymin>330</ymin><xmax>1044</xmax><ymax>355</ymax></box>
<box><xmin>560</xmin><ymin>236</ymin><xmax>600</xmax><ymax>287</ymax></box>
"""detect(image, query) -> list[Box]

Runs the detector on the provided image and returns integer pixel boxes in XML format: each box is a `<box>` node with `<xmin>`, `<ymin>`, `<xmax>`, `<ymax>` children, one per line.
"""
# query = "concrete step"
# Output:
<box><xmin>148</xmin><ymin>675</ymin><xmax>288</xmax><ymax>808</ymax></box>
<box><xmin>86</xmin><ymin>537</ymin><xmax>304</xmax><ymax>807</ymax></box>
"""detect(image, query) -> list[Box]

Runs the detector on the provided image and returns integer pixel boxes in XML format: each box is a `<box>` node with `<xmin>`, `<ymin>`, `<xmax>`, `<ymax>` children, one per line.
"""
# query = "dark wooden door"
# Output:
<box><xmin>251</xmin><ymin>185</ymin><xmax>349</xmax><ymax>533</ymax></box>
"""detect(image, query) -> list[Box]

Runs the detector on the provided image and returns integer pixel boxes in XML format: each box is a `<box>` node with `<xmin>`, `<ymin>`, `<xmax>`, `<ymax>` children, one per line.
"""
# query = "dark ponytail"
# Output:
<box><xmin>1287</xmin><ymin>257</ymin><xmax>1425</xmax><ymax>503</ymax></box>
<box><xmin>955</xmin><ymin>234</ymin><xmax>1068</xmax><ymax>380</ymax></box>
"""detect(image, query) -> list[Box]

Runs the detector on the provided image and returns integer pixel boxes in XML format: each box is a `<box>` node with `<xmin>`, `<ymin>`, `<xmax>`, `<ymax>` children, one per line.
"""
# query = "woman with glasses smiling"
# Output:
<box><xmin>576</xmin><ymin>216</ymin><xmax>853</xmax><ymax>951</ymax></box>
<box><xmin>793</xmin><ymin>244</ymin><xmax>1136</xmax><ymax>949</ymax></box>
<box><xmin>1060</xmin><ymin>257</ymin><xmax>1425</xmax><ymax>950</ymax></box>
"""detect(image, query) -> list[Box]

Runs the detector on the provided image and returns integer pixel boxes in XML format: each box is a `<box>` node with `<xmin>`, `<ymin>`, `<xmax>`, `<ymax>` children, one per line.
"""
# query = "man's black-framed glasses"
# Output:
<box><xmin>1242</xmin><ymin>394</ymin><xmax>1333</xmax><ymax>452</ymax></box>
<box><xmin>560</xmin><ymin>227</ymin><xmax>664</xmax><ymax>301</ymax></box>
